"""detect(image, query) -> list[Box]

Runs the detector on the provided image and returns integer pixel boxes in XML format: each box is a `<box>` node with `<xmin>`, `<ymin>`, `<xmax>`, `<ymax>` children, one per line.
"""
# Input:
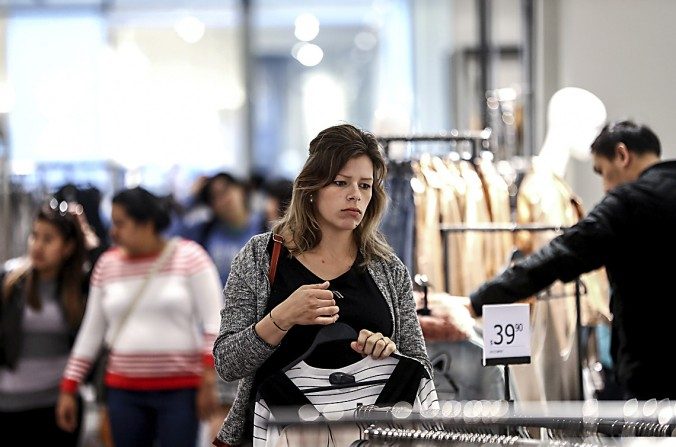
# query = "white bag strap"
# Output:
<box><xmin>105</xmin><ymin>237</ymin><xmax>179</xmax><ymax>349</ymax></box>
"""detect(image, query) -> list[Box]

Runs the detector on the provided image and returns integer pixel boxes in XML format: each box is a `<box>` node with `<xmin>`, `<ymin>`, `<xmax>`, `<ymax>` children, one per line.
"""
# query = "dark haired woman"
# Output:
<box><xmin>0</xmin><ymin>204</ymin><xmax>89</xmax><ymax>446</ymax></box>
<box><xmin>56</xmin><ymin>186</ymin><xmax>223</xmax><ymax>447</ymax></box>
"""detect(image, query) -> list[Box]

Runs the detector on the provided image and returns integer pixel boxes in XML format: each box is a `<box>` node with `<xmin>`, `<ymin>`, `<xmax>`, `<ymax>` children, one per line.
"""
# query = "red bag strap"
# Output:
<box><xmin>268</xmin><ymin>234</ymin><xmax>284</xmax><ymax>285</ymax></box>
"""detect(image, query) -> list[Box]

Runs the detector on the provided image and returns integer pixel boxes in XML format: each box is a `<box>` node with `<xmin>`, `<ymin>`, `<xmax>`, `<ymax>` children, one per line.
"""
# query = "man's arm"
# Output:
<box><xmin>469</xmin><ymin>192</ymin><xmax>629</xmax><ymax>316</ymax></box>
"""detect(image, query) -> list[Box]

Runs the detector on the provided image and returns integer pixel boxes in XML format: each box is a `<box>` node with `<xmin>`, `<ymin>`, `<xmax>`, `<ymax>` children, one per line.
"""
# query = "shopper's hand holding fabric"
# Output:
<box><xmin>350</xmin><ymin>329</ymin><xmax>397</xmax><ymax>359</ymax></box>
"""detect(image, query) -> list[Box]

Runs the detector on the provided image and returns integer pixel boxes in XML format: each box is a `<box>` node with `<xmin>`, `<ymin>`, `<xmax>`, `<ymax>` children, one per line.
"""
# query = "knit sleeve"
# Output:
<box><xmin>213</xmin><ymin>236</ymin><xmax>276</xmax><ymax>382</ymax></box>
<box><xmin>391</xmin><ymin>257</ymin><xmax>433</xmax><ymax>378</ymax></box>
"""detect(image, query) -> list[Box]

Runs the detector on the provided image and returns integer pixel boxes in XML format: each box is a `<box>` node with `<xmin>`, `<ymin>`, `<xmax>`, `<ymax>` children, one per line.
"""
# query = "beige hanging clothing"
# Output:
<box><xmin>509</xmin><ymin>157</ymin><xmax>610</xmax><ymax>402</ymax></box>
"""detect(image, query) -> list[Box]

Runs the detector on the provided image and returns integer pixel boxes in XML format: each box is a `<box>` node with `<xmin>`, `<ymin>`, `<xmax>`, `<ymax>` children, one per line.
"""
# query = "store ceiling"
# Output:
<box><xmin>0</xmin><ymin>0</ymin><xmax>235</xmax><ymax>9</ymax></box>
<box><xmin>0</xmin><ymin>0</ymin><xmax>373</xmax><ymax>11</ymax></box>
<box><xmin>1</xmin><ymin>0</ymin><xmax>379</xmax><ymax>55</ymax></box>
<box><xmin>0</xmin><ymin>0</ymin><xmax>376</xmax><ymax>28</ymax></box>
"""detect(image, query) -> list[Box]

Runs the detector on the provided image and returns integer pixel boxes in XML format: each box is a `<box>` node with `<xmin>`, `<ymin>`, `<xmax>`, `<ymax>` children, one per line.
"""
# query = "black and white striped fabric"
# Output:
<box><xmin>253</xmin><ymin>355</ymin><xmax>438</xmax><ymax>447</ymax></box>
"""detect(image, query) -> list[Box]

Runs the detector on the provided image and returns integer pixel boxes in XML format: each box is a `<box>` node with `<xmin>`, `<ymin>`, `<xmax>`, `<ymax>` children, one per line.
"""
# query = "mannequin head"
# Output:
<box><xmin>539</xmin><ymin>87</ymin><xmax>607</xmax><ymax>176</ymax></box>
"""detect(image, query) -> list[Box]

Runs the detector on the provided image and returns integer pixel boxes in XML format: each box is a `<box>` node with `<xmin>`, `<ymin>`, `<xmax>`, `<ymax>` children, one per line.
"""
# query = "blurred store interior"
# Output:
<box><xmin>0</xmin><ymin>0</ymin><xmax>675</xmax><ymax>257</ymax></box>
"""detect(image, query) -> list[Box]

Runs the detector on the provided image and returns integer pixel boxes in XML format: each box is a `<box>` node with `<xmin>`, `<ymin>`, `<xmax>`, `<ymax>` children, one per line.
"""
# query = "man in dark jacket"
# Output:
<box><xmin>468</xmin><ymin>120</ymin><xmax>676</xmax><ymax>399</ymax></box>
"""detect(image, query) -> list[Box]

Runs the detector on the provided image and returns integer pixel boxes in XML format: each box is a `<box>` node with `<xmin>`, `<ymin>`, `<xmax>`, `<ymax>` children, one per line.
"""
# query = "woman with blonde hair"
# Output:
<box><xmin>212</xmin><ymin>123</ymin><xmax>433</xmax><ymax>446</ymax></box>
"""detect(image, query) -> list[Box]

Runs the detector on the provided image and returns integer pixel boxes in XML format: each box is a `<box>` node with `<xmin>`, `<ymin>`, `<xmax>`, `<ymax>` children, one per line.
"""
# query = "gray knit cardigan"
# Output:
<box><xmin>213</xmin><ymin>232</ymin><xmax>432</xmax><ymax>445</ymax></box>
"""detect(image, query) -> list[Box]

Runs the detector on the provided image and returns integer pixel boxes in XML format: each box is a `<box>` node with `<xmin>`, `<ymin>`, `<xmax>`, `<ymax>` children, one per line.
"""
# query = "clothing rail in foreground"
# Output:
<box><xmin>268</xmin><ymin>400</ymin><xmax>676</xmax><ymax>444</ymax></box>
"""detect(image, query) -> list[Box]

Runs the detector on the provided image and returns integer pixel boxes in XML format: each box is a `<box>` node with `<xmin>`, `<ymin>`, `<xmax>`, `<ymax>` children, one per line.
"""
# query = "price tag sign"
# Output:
<box><xmin>482</xmin><ymin>303</ymin><xmax>531</xmax><ymax>366</ymax></box>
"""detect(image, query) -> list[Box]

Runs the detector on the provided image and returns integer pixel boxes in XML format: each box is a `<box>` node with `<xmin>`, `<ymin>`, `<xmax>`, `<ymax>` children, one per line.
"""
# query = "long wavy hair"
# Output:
<box><xmin>273</xmin><ymin>123</ymin><xmax>393</xmax><ymax>264</ymax></box>
<box><xmin>2</xmin><ymin>205</ymin><xmax>87</xmax><ymax>328</ymax></box>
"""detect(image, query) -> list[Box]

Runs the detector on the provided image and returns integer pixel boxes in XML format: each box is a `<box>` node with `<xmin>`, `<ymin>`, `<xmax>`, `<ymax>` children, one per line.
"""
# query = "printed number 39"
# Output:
<box><xmin>492</xmin><ymin>324</ymin><xmax>516</xmax><ymax>345</ymax></box>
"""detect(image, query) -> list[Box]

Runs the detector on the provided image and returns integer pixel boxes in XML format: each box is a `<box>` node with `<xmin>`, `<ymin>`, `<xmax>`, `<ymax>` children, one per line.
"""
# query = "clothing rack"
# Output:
<box><xmin>377</xmin><ymin>130</ymin><xmax>494</xmax><ymax>295</ymax></box>
<box><xmin>440</xmin><ymin>224</ymin><xmax>568</xmax><ymax>233</ymax></box>
<box><xmin>357</xmin><ymin>401</ymin><xmax>676</xmax><ymax>439</ymax></box>
<box><xmin>439</xmin><ymin>223</ymin><xmax>571</xmax><ymax>293</ymax></box>
<box><xmin>439</xmin><ymin>223</ymin><xmax>586</xmax><ymax>401</ymax></box>
<box><xmin>268</xmin><ymin>401</ymin><xmax>676</xmax><ymax>445</ymax></box>
<box><xmin>377</xmin><ymin>129</ymin><xmax>492</xmax><ymax>160</ymax></box>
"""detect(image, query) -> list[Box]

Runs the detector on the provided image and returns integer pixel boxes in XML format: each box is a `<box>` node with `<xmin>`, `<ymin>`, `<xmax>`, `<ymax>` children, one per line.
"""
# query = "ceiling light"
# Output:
<box><xmin>294</xmin><ymin>13</ymin><xmax>320</xmax><ymax>42</ymax></box>
<box><xmin>175</xmin><ymin>16</ymin><xmax>205</xmax><ymax>44</ymax></box>
<box><xmin>295</xmin><ymin>43</ymin><xmax>323</xmax><ymax>67</ymax></box>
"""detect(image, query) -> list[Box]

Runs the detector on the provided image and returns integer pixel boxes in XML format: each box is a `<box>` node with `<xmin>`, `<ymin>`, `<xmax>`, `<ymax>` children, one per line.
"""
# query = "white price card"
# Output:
<box><xmin>482</xmin><ymin>303</ymin><xmax>531</xmax><ymax>366</ymax></box>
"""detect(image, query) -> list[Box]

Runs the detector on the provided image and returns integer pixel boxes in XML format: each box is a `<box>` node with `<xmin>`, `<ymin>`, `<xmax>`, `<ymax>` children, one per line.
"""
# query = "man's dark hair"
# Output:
<box><xmin>591</xmin><ymin>120</ymin><xmax>661</xmax><ymax>159</ymax></box>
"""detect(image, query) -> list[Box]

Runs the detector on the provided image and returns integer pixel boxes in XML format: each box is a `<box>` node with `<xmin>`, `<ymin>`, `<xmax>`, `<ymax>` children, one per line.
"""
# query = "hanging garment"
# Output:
<box><xmin>380</xmin><ymin>161</ymin><xmax>416</xmax><ymax>273</ymax></box>
<box><xmin>412</xmin><ymin>158</ymin><xmax>445</xmax><ymax>294</ymax></box>
<box><xmin>509</xmin><ymin>157</ymin><xmax>610</xmax><ymax>402</ymax></box>
<box><xmin>475</xmin><ymin>157</ymin><xmax>513</xmax><ymax>278</ymax></box>
<box><xmin>516</xmin><ymin>162</ymin><xmax>610</xmax><ymax>326</ymax></box>
<box><xmin>430</xmin><ymin>157</ymin><xmax>466</xmax><ymax>295</ymax></box>
<box><xmin>253</xmin><ymin>355</ymin><xmax>438</xmax><ymax>447</ymax></box>
<box><xmin>456</xmin><ymin>160</ymin><xmax>493</xmax><ymax>296</ymax></box>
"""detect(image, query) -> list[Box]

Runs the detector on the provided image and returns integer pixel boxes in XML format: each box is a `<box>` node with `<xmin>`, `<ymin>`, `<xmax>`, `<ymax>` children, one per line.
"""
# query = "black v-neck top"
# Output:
<box><xmin>254</xmin><ymin>238</ymin><xmax>393</xmax><ymax>384</ymax></box>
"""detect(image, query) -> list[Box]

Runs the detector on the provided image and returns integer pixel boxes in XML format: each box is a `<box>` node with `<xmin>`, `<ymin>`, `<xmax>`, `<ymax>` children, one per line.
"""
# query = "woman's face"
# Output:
<box><xmin>109</xmin><ymin>204</ymin><xmax>147</xmax><ymax>251</ymax></box>
<box><xmin>315</xmin><ymin>155</ymin><xmax>374</xmax><ymax>233</ymax></box>
<box><xmin>28</xmin><ymin>219</ymin><xmax>71</xmax><ymax>274</ymax></box>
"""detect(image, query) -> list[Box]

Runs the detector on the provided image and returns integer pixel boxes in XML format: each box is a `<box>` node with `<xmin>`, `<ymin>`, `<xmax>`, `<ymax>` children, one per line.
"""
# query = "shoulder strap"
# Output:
<box><xmin>268</xmin><ymin>234</ymin><xmax>284</xmax><ymax>285</ymax></box>
<box><xmin>106</xmin><ymin>237</ymin><xmax>179</xmax><ymax>348</ymax></box>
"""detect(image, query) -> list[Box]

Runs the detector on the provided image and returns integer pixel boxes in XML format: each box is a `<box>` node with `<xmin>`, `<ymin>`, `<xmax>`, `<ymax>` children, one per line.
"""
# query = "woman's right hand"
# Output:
<box><xmin>56</xmin><ymin>391</ymin><xmax>79</xmax><ymax>432</ymax></box>
<box><xmin>274</xmin><ymin>281</ymin><xmax>339</xmax><ymax>329</ymax></box>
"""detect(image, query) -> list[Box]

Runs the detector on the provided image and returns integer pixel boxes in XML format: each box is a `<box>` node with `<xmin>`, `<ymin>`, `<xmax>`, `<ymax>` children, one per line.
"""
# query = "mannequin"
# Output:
<box><xmin>537</xmin><ymin>87</ymin><xmax>607</xmax><ymax>177</ymax></box>
<box><xmin>511</xmin><ymin>87</ymin><xmax>611</xmax><ymax>402</ymax></box>
<box><xmin>517</xmin><ymin>87</ymin><xmax>607</xmax><ymax>254</ymax></box>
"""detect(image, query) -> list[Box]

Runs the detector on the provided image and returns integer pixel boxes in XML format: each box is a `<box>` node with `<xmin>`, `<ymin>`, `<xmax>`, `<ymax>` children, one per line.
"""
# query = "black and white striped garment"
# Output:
<box><xmin>253</xmin><ymin>354</ymin><xmax>438</xmax><ymax>447</ymax></box>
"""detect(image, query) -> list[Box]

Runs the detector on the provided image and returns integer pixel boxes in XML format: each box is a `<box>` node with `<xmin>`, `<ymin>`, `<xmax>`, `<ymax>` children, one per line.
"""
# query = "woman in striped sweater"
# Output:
<box><xmin>56</xmin><ymin>187</ymin><xmax>224</xmax><ymax>447</ymax></box>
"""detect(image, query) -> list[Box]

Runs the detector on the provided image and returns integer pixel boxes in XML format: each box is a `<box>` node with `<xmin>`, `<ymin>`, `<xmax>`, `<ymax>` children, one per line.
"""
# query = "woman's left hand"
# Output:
<box><xmin>351</xmin><ymin>329</ymin><xmax>396</xmax><ymax>359</ymax></box>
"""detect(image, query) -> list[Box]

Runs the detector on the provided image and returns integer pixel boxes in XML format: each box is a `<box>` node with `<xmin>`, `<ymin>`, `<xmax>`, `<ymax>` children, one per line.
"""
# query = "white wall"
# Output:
<box><xmin>557</xmin><ymin>0</ymin><xmax>676</xmax><ymax>208</ymax></box>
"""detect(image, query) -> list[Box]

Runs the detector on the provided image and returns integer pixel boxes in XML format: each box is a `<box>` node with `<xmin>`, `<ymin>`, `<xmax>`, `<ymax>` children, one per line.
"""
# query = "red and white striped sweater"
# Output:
<box><xmin>61</xmin><ymin>239</ymin><xmax>223</xmax><ymax>393</ymax></box>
